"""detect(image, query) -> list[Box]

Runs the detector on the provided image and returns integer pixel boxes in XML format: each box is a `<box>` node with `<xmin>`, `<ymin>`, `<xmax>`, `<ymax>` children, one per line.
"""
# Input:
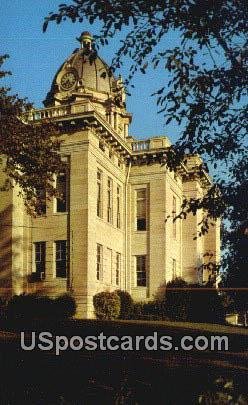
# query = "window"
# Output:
<box><xmin>56</xmin><ymin>172</ymin><xmax>67</xmax><ymax>213</ymax></box>
<box><xmin>116</xmin><ymin>253</ymin><xmax>121</xmax><ymax>286</ymax></box>
<box><xmin>107</xmin><ymin>248</ymin><xmax>113</xmax><ymax>283</ymax></box>
<box><xmin>36</xmin><ymin>188</ymin><xmax>46</xmax><ymax>215</ymax></box>
<box><xmin>172</xmin><ymin>258</ymin><xmax>176</xmax><ymax>279</ymax></box>
<box><xmin>117</xmin><ymin>185</ymin><xmax>121</xmax><ymax>228</ymax></box>
<box><xmin>172</xmin><ymin>195</ymin><xmax>176</xmax><ymax>238</ymax></box>
<box><xmin>136</xmin><ymin>255</ymin><xmax>147</xmax><ymax>287</ymax></box>
<box><xmin>34</xmin><ymin>242</ymin><xmax>46</xmax><ymax>277</ymax></box>
<box><xmin>107</xmin><ymin>177</ymin><xmax>113</xmax><ymax>223</ymax></box>
<box><xmin>136</xmin><ymin>189</ymin><xmax>147</xmax><ymax>231</ymax></box>
<box><xmin>55</xmin><ymin>240</ymin><xmax>67</xmax><ymax>278</ymax></box>
<box><xmin>96</xmin><ymin>244</ymin><xmax>103</xmax><ymax>280</ymax></box>
<box><xmin>97</xmin><ymin>169</ymin><xmax>103</xmax><ymax>218</ymax></box>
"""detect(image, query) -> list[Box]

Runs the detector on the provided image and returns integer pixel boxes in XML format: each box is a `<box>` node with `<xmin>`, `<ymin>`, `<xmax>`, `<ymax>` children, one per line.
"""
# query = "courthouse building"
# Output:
<box><xmin>0</xmin><ymin>32</ymin><xmax>220</xmax><ymax>317</ymax></box>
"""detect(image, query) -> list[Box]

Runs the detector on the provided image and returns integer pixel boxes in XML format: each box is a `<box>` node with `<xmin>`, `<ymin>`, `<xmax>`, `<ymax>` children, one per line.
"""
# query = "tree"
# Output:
<box><xmin>221</xmin><ymin>221</ymin><xmax>248</xmax><ymax>323</ymax></box>
<box><xmin>163</xmin><ymin>278</ymin><xmax>225</xmax><ymax>324</ymax></box>
<box><xmin>0</xmin><ymin>54</ymin><xmax>63</xmax><ymax>214</ymax></box>
<box><xmin>43</xmin><ymin>0</ymin><xmax>248</xmax><ymax>307</ymax></box>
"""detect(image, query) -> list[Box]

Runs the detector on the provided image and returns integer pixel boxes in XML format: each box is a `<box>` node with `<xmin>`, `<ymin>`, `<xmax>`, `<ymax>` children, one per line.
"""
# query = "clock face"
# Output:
<box><xmin>60</xmin><ymin>72</ymin><xmax>77</xmax><ymax>90</ymax></box>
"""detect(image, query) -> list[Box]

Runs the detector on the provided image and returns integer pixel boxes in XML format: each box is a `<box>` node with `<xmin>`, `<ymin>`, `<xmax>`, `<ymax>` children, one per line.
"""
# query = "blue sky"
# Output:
<box><xmin>0</xmin><ymin>0</ymin><xmax>181</xmax><ymax>142</ymax></box>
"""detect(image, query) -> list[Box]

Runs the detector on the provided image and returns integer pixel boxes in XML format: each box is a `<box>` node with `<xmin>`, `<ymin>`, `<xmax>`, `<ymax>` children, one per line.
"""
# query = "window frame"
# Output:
<box><xmin>33</xmin><ymin>241</ymin><xmax>46</xmax><ymax>277</ymax></box>
<box><xmin>116</xmin><ymin>185</ymin><xmax>121</xmax><ymax>229</ymax></box>
<box><xmin>107</xmin><ymin>177</ymin><xmax>113</xmax><ymax>223</ymax></box>
<box><xmin>97</xmin><ymin>169</ymin><xmax>103</xmax><ymax>218</ymax></box>
<box><xmin>96</xmin><ymin>243</ymin><xmax>103</xmax><ymax>281</ymax></box>
<box><xmin>136</xmin><ymin>188</ymin><xmax>147</xmax><ymax>231</ymax></box>
<box><xmin>55</xmin><ymin>171</ymin><xmax>68</xmax><ymax>213</ymax></box>
<box><xmin>116</xmin><ymin>252</ymin><xmax>121</xmax><ymax>286</ymax></box>
<box><xmin>136</xmin><ymin>255</ymin><xmax>147</xmax><ymax>287</ymax></box>
<box><xmin>55</xmin><ymin>240</ymin><xmax>67</xmax><ymax>278</ymax></box>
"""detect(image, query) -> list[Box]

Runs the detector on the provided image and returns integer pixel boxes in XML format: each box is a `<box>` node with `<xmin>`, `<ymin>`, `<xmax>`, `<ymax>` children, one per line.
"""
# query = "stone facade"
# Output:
<box><xmin>0</xmin><ymin>33</ymin><xmax>220</xmax><ymax>318</ymax></box>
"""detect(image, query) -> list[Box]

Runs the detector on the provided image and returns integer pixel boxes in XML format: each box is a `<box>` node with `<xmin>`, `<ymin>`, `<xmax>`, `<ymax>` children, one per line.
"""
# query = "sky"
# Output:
<box><xmin>0</xmin><ymin>0</ymin><xmax>181</xmax><ymax>142</ymax></box>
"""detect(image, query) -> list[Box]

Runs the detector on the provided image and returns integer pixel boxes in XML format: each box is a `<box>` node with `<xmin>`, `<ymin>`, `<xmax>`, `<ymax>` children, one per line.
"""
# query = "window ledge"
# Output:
<box><xmin>97</xmin><ymin>216</ymin><xmax>123</xmax><ymax>231</ymax></box>
<box><xmin>53</xmin><ymin>277</ymin><xmax>67</xmax><ymax>281</ymax></box>
<box><xmin>134</xmin><ymin>230</ymin><xmax>147</xmax><ymax>233</ymax></box>
<box><xmin>53</xmin><ymin>212</ymin><xmax>68</xmax><ymax>216</ymax></box>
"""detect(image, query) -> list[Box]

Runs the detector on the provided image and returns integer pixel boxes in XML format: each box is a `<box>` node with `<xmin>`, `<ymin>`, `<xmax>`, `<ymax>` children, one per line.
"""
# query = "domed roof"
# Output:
<box><xmin>44</xmin><ymin>32</ymin><xmax>118</xmax><ymax>106</ymax></box>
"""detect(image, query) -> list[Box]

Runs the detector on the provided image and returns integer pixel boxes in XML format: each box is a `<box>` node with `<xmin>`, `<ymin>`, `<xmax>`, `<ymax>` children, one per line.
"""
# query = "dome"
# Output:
<box><xmin>44</xmin><ymin>32</ymin><xmax>119</xmax><ymax>107</ymax></box>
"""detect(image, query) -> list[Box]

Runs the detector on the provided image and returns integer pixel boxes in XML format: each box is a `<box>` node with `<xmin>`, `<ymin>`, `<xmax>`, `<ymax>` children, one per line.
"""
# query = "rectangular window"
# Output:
<box><xmin>107</xmin><ymin>177</ymin><xmax>113</xmax><ymax>223</ymax></box>
<box><xmin>116</xmin><ymin>252</ymin><xmax>121</xmax><ymax>286</ymax></box>
<box><xmin>97</xmin><ymin>169</ymin><xmax>102</xmax><ymax>218</ymax></box>
<box><xmin>96</xmin><ymin>244</ymin><xmax>103</xmax><ymax>281</ymax></box>
<box><xmin>172</xmin><ymin>195</ymin><xmax>176</xmax><ymax>238</ymax></box>
<box><xmin>34</xmin><ymin>242</ymin><xmax>46</xmax><ymax>277</ymax></box>
<box><xmin>56</xmin><ymin>172</ymin><xmax>67</xmax><ymax>213</ymax></box>
<box><xmin>136</xmin><ymin>255</ymin><xmax>147</xmax><ymax>287</ymax></box>
<box><xmin>55</xmin><ymin>240</ymin><xmax>67</xmax><ymax>278</ymax></box>
<box><xmin>136</xmin><ymin>189</ymin><xmax>147</xmax><ymax>231</ymax></box>
<box><xmin>107</xmin><ymin>248</ymin><xmax>113</xmax><ymax>283</ymax></box>
<box><xmin>36</xmin><ymin>188</ymin><xmax>46</xmax><ymax>215</ymax></box>
<box><xmin>172</xmin><ymin>258</ymin><xmax>176</xmax><ymax>279</ymax></box>
<box><xmin>117</xmin><ymin>185</ymin><xmax>121</xmax><ymax>228</ymax></box>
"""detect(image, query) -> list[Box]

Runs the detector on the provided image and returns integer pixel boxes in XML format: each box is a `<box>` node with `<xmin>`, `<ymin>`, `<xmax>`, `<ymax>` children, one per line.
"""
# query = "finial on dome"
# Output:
<box><xmin>77</xmin><ymin>31</ymin><xmax>92</xmax><ymax>50</ymax></box>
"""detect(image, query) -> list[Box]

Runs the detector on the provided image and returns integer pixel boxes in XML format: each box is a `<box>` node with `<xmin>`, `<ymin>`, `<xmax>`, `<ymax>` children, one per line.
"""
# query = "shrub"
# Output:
<box><xmin>131</xmin><ymin>302</ymin><xmax>144</xmax><ymax>319</ymax></box>
<box><xmin>53</xmin><ymin>294</ymin><xmax>77</xmax><ymax>319</ymax></box>
<box><xmin>187</xmin><ymin>285</ymin><xmax>225</xmax><ymax>324</ymax></box>
<box><xmin>0</xmin><ymin>297</ymin><xmax>8</xmax><ymax>319</ymax></box>
<box><xmin>162</xmin><ymin>278</ymin><xmax>225</xmax><ymax>324</ymax></box>
<box><xmin>6</xmin><ymin>293</ymin><xmax>76</xmax><ymax>320</ymax></box>
<box><xmin>6</xmin><ymin>294</ymin><xmax>52</xmax><ymax>320</ymax></box>
<box><xmin>115</xmin><ymin>290</ymin><xmax>134</xmax><ymax>319</ymax></box>
<box><xmin>163</xmin><ymin>278</ymin><xmax>189</xmax><ymax>321</ymax></box>
<box><xmin>131</xmin><ymin>301</ymin><xmax>166</xmax><ymax>320</ymax></box>
<box><xmin>93</xmin><ymin>291</ymin><xmax>120</xmax><ymax>320</ymax></box>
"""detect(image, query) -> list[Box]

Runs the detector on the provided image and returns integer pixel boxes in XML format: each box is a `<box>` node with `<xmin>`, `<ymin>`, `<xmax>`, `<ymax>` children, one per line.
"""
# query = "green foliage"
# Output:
<box><xmin>53</xmin><ymin>293</ymin><xmax>77</xmax><ymax>319</ymax></box>
<box><xmin>0</xmin><ymin>297</ymin><xmax>7</xmax><ymax>318</ymax></box>
<box><xmin>163</xmin><ymin>278</ymin><xmax>225</xmax><ymax>324</ymax></box>
<box><xmin>163</xmin><ymin>278</ymin><xmax>189</xmax><ymax>322</ymax></box>
<box><xmin>5</xmin><ymin>293</ymin><xmax>76</xmax><ymax>320</ymax></box>
<box><xmin>93</xmin><ymin>291</ymin><xmax>120</xmax><ymax>320</ymax></box>
<box><xmin>131</xmin><ymin>301</ymin><xmax>166</xmax><ymax>321</ymax></box>
<box><xmin>0</xmin><ymin>55</ymin><xmax>64</xmax><ymax>214</ymax></box>
<box><xmin>131</xmin><ymin>302</ymin><xmax>144</xmax><ymax>319</ymax></box>
<box><xmin>187</xmin><ymin>285</ymin><xmax>225</xmax><ymax>324</ymax></box>
<box><xmin>115</xmin><ymin>289</ymin><xmax>134</xmax><ymax>319</ymax></box>
<box><xmin>221</xmin><ymin>223</ymin><xmax>248</xmax><ymax>314</ymax></box>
